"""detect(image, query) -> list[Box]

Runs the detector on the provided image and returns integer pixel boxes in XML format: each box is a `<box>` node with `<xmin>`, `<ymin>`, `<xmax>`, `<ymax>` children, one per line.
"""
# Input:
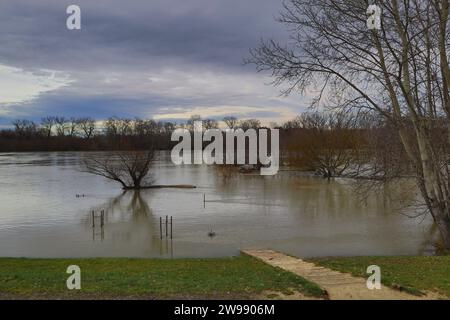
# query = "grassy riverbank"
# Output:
<box><xmin>0</xmin><ymin>255</ymin><xmax>325</xmax><ymax>300</ymax></box>
<box><xmin>2</xmin><ymin>254</ymin><xmax>448</xmax><ymax>300</ymax></box>
<box><xmin>311</xmin><ymin>255</ymin><xmax>450</xmax><ymax>297</ymax></box>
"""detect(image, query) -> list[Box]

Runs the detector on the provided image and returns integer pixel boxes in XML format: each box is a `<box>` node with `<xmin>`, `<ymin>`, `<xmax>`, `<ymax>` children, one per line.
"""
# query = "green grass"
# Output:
<box><xmin>310</xmin><ymin>256</ymin><xmax>450</xmax><ymax>297</ymax></box>
<box><xmin>0</xmin><ymin>255</ymin><xmax>325</xmax><ymax>299</ymax></box>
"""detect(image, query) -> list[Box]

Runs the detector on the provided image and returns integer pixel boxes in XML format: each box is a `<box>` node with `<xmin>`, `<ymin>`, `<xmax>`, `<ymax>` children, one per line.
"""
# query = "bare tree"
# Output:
<box><xmin>239</xmin><ymin>119</ymin><xmax>261</xmax><ymax>130</ymax></box>
<box><xmin>41</xmin><ymin>116</ymin><xmax>56</xmax><ymax>138</ymax></box>
<box><xmin>223</xmin><ymin>116</ymin><xmax>239</xmax><ymax>129</ymax></box>
<box><xmin>163</xmin><ymin>121</ymin><xmax>176</xmax><ymax>133</ymax></box>
<box><xmin>133</xmin><ymin>118</ymin><xmax>146</xmax><ymax>137</ymax></box>
<box><xmin>77</xmin><ymin>117</ymin><xmax>96</xmax><ymax>139</ymax></box>
<box><xmin>248</xmin><ymin>0</ymin><xmax>450</xmax><ymax>248</ymax></box>
<box><xmin>83</xmin><ymin>148</ymin><xmax>155</xmax><ymax>190</ymax></box>
<box><xmin>105</xmin><ymin>117</ymin><xmax>119</xmax><ymax>136</ymax></box>
<box><xmin>203</xmin><ymin>119</ymin><xmax>219</xmax><ymax>129</ymax></box>
<box><xmin>285</xmin><ymin>112</ymin><xmax>362</xmax><ymax>179</ymax></box>
<box><xmin>55</xmin><ymin>117</ymin><xmax>67</xmax><ymax>136</ymax></box>
<box><xmin>117</xmin><ymin>118</ymin><xmax>133</xmax><ymax>136</ymax></box>
<box><xmin>12</xmin><ymin>120</ymin><xmax>37</xmax><ymax>137</ymax></box>
<box><xmin>67</xmin><ymin>117</ymin><xmax>79</xmax><ymax>137</ymax></box>
<box><xmin>282</xmin><ymin>116</ymin><xmax>303</xmax><ymax>130</ymax></box>
<box><xmin>186</xmin><ymin>115</ymin><xmax>202</xmax><ymax>131</ymax></box>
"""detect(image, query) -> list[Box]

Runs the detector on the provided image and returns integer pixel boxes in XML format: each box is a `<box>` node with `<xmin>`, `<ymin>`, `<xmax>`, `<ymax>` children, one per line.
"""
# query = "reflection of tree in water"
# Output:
<box><xmin>402</xmin><ymin>222</ymin><xmax>439</xmax><ymax>256</ymax></box>
<box><xmin>214</xmin><ymin>165</ymin><xmax>239</xmax><ymax>183</ymax></box>
<box><xmin>86</xmin><ymin>191</ymin><xmax>158</xmax><ymax>246</ymax></box>
<box><xmin>96</xmin><ymin>191</ymin><xmax>172</xmax><ymax>256</ymax></box>
<box><xmin>85</xmin><ymin>190</ymin><xmax>173</xmax><ymax>257</ymax></box>
<box><xmin>99</xmin><ymin>191</ymin><xmax>153</xmax><ymax>222</ymax></box>
<box><xmin>127</xmin><ymin>191</ymin><xmax>153</xmax><ymax>221</ymax></box>
<box><xmin>419</xmin><ymin>223</ymin><xmax>442</xmax><ymax>255</ymax></box>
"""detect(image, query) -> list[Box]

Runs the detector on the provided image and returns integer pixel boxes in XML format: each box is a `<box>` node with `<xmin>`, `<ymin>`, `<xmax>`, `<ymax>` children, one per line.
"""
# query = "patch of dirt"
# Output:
<box><xmin>258</xmin><ymin>290</ymin><xmax>323</xmax><ymax>300</ymax></box>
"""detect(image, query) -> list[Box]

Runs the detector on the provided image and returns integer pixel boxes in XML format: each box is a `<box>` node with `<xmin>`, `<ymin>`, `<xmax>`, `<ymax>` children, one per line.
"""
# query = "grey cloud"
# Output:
<box><xmin>0</xmin><ymin>0</ymin><xmax>286</xmax><ymax>71</ymax></box>
<box><xmin>0</xmin><ymin>0</ymin><xmax>305</xmax><ymax>125</ymax></box>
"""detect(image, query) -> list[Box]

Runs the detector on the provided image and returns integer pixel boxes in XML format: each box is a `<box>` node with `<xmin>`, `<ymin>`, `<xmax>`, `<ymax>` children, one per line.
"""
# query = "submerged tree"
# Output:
<box><xmin>248</xmin><ymin>0</ymin><xmax>450</xmax><ymax>248</ymax></box>
<box><xmin>83</xmin><ymin>148</ymin><xmax>155</xmax><ymax>190</ymax></box>
<box><xmin>285</xmin><ymin>112</ymin><xmax>364</xmax><ymax>179</ymax></box>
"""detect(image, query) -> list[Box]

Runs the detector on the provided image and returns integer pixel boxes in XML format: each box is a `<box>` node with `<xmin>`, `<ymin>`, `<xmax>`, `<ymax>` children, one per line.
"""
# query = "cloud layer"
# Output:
<box><xmin>0</xmin><ymin>0</ymin><xmax>306</xmax><ymax>125</ymax></box>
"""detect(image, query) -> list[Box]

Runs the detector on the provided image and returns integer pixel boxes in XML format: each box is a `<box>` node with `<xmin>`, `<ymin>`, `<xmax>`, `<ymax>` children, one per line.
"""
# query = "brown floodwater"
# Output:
<box><xmin>0</xmin><ymin>151</ymin><xmax>436</xmax><ymax>258</ymax></box>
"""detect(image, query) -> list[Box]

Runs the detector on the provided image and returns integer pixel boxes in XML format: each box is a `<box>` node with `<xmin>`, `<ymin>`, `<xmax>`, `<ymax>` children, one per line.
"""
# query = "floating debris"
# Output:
<box><xmin>208</xmin><ymin>230</ymin><xmax>216</xmax><ymax>238</ymax></box>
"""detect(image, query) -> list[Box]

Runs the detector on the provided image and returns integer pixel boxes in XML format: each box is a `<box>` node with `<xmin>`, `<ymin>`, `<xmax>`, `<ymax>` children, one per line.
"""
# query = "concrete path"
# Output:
<box><xmin>242</xmin><ymin>249</ymin><xmax>421</xmax><ymax>300</ymax></box>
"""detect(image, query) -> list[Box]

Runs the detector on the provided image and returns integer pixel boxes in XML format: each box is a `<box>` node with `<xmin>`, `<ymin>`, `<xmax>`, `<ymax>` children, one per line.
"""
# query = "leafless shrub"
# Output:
<box><xmin>82</xmin><ymin>148</ymin><xmax>155</xmax><ymax>190</ymax></box>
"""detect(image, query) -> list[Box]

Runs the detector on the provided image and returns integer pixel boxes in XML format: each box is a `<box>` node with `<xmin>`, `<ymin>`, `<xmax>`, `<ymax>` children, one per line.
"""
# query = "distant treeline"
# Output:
<box><xmin>2</xmin><ymin>113</ymin><xmax>440</xmax><ymax>181</ymax></box>
<box><xmin>0</xmin><ymin>115</ymin><xmax>265</xmax><ymax>152</ymax></box>
<box><xmin>0</xmin><ymin>117</ymin><xmax>173</xmax><ymax>152</ymax></box>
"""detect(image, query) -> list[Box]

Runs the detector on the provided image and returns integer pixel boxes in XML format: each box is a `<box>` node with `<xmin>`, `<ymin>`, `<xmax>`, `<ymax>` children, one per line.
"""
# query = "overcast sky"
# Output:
<box><xmin>0</xmin><ymin>0</ymin><xmax>308</xmax><ymax>126</ymax></box>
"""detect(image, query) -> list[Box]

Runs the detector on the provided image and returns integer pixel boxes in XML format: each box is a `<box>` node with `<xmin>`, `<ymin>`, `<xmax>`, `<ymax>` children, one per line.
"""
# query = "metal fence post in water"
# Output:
<box><xmin>165</xmin><ymin>215</ymin><xmax>168</xmax><ymax>238</ymax></box>
<box><xmin>159</xmin><ymin>216</ymin><xmax>173</xmax><ymax>240</ymax></box>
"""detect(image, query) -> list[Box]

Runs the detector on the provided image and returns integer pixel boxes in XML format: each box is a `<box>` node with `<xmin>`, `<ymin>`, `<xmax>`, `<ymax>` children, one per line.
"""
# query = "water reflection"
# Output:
<box><xmin>86</xmin><ymin>191</ymin><xmax>174</xmax><ymax>257</ymax></box>
<box><xmin>0</xmin><ymin>152</ymin><xmax>437</xmax><ymax>258</ymax></box>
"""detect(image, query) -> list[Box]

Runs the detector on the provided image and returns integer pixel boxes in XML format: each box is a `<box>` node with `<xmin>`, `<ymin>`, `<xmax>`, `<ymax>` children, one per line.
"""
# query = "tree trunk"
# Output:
<box><xmin>415</xmin><ymin>126</ymin><xmax>450</xmax><ymax>249</ymax></box>
<box><xmin>434</xmin><ymin>208</ymin><xmax>450</xmax><ymax>249</ymax></box>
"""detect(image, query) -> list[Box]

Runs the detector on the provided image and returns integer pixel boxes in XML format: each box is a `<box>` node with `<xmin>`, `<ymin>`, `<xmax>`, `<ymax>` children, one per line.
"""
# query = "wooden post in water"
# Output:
<box><xmin>92</xmin><ymin>211</ymin><xmax>95</xmax><ymax>228</ymax></box>
<box><xmin>100</xmin><ymin>210</ymin><xmax>104</xmax><ymax>227</ymax></box>
<box><xmin>160</xmin><ymin>217</ymin><xmax>162</xmax><ymax>239</ymax></box>
<box><xmin>170</xmin><ymin>216</ymin><xmax>173</xmax><ymax>239</ymax></box>
<box><xmin>203</xmin><ymin>194</ymin><xmax>206</xmax><ymax>208</ymax></box>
